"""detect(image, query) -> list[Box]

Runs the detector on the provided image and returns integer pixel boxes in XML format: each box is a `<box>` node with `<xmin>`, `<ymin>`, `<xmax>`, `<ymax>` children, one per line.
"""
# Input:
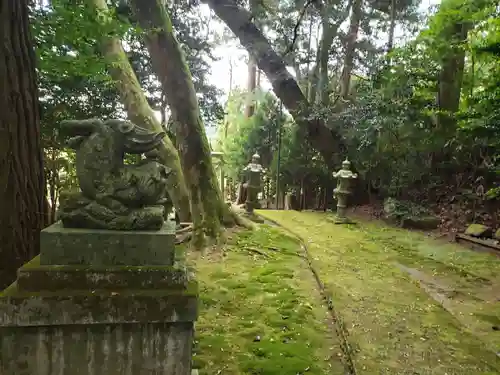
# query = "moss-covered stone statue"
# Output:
<box><xmin>332</xmin><ymin>158</ymin><xmax>357</xmax><ymax>224</ymax></box>
<box><xmin>58</xmin><ymin>118</ymin><xmax>172</xmax><ymax>230</ymax></box>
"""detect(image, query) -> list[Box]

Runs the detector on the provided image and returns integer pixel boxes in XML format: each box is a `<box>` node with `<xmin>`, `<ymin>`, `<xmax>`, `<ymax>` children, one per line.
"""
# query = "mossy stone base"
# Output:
<box><xmin>327</xmin><ymin>215</ymin><xmax>356</xmax><ymax>224</ymax></box>
<box><xmin>464</xmin><ymin>224</ymin><xmax>493</xmax><ymax>238</ymax></box>
<box><xmin>16</xmin><ymin>255</ymin><xmax>193</xmax><ymax>292</ymax></box>
<box><xmin>40</xmin><ymin>221</ymin><xmax>176</xmax><ymax>266</ymax></box>
<box><xmin>0</xmin><ymin>280</ymin><xmax>198</xmax><ymax>326</ymax></box>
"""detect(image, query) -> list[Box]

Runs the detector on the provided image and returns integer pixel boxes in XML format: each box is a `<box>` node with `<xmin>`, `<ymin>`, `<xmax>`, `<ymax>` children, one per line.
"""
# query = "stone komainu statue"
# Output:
<box><xmin>58</xmin><ymin>118</ymin><xmax>172</xmax><ymax>230</ymax></box>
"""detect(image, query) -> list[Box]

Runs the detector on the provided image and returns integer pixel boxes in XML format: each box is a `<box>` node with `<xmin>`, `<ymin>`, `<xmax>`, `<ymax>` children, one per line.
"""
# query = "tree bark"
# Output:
<box><xmin>318</xmin><ymin>18</ymin><xmax>335</xmax><ymax>105</ymax></box>
<box><xmin>244</xmin><ymin>0</ymin><xmax>260</xmax><ymax>117</ymax></box>
<box><xmin>0</xmin><ymin>0</ymin><xmax>47</xmax><ymax>288</ymax></box>
<box><xmin>88</xmin><ymin>0</ymin><xmax>192</xmax><ymax>222</ymax></box>
<box><xmin>338</xmin><ymin>0</ymin><xmax>363</xmax><ymax>100</ymax></box>
<box><xmin>318</xmin><ymin>0</ymin><xmax>351</xmax><ymax>105</ymax></box>
<box><xmin>245</xmin><ymin>55</ymin><xmax>258</xmax><ymax>117</ymax></box>
<box><xmin>387</xmin><ymin>0</ymin><xmax>396</xmax><ymax>56</ymax></box>
<box><xmin>204</xmin><ymin>0</ymin><xmax>347</xmax><ymax>167</ymax></box>
<box><xmin>130</xmin><ymin>0</ymin><xmax>233</xmax><ymax>243</ymax></box>
<box><xmin>436</xmin><ymin>22</ymin><xmax>471</xmax><ymax>132</ymax></box>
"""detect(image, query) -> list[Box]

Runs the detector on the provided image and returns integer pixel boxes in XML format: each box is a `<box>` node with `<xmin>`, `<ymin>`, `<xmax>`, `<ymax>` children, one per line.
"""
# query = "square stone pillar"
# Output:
<box><xmin>0</xmin><ymin>221</ymin><xmax>198</xmax><ymax>375</ymax></box>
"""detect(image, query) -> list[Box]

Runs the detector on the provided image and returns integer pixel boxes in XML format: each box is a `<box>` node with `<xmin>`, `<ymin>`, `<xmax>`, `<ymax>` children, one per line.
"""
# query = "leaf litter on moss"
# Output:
<box><xmin>258</xmin><ymin>210</ymin><xmax>500</xmax><ymax>375</ymax></box>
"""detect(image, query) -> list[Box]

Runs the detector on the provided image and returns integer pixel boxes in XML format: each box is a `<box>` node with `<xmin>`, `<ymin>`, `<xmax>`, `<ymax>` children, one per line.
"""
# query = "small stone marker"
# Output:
<box><xmin>331</xmin><ymin>158</ymin><xmax>357</xmax><ymax>224</ymax></box>
<box><xmin>494</xmin><ymin>228</ymin><xmax>500</xmax><ymax>240</ymax></box>
<box><xmin>0</xmin><ymin>119</ymin><xmax>198</xmax><ymax>375</ymax></box>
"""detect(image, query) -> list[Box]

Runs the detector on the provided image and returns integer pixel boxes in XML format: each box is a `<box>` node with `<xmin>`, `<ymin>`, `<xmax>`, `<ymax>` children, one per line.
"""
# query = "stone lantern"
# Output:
<box><xmin>332</xmin><ymin>158</ymin><xmax>357</xmax><ymax>223</ymax></box>
<box><xmin>243</xmin><ymin>152</ymin><xmax>264</xmax><ymax>214</ymax></box>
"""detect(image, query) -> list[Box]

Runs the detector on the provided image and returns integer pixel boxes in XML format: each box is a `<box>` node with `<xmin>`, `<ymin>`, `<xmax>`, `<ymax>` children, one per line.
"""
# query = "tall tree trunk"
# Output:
<box><xmin>244</xmin><ymin>0</ymin><xmax>259</xmax><ymax>118</ymax></box>
<box><xmin>0</xmin><ymin>0</ymin><xmax>47</xmax><ymax>288</ymax></box>
<box><xmin>245</xmin><ymin>55</ymin><xmax>257</xmax><ymax>117</ymax></box>
<box><xmin>88</xmin><ymin>0</ymin><xmax>192</xmax><ymax>223</ymax></box>
<box><xmin>308</xmin><ymin>48</ymin><xmax>321</xmax><ymax>103</ymax></box>
<box><xmin>436</xmin><ymin>22</ymin><xmax>471</xmax><ymax>132</ymax></box>
<box><xmin>130</xmin><ymin>0</ymin><xmax>233</xmax><ymax>244</ymax></box>
<box><xmin>339</xmin><ymin>0</ymin><xmax>363</xmax><ymax>101</ymax></box>
<box><xmin>204</xmin><ymin>0</ymin><xmax>347</xmax><ymax>167</ymax></box>
<box><xmin>318</xmin><ymin>13</ymin><xmax>335</xmax><ymax>105</ymax></box>
<box><xmin>387</xmin><ymin>0</ymin><xmax>396</xmax><ymax>55</ymax></box>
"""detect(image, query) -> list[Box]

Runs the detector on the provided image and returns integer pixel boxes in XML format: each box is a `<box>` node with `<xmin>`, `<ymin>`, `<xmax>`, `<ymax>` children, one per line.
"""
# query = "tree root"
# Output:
<box><xmin>241</xmin><ymin>246</ymin><xmax>270</xmax><ymax>258</ymax></box>
<box><xmin>226</xmin><ymin>203</ymin><xmax>257</xmax><ymax>229</ymax></box>
<box><xmin>175</xmin><ymin>222</ymin><xmax>194</xmax><ymax>244</ymax></box>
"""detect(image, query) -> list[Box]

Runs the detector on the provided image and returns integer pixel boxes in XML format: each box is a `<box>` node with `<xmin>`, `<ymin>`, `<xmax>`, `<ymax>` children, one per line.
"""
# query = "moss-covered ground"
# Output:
<box><xmin>186</xmin><ymin>226</ymin><xmax>346</xmax><ymax>375</ymax></box>
<box><xmin>257</xmin><ymin>210</ymin><xmax>500</xmax><ymax>374</ymax></box>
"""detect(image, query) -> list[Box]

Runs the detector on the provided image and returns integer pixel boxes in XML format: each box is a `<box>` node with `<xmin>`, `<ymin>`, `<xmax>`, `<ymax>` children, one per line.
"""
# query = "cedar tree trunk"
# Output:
<box><xmin>130</xmin><ymin>0</ymin><xmax>232</xmax><ymax>243</ymax></box>
<box><xmin>88</xmin><ymin>0</ymin><xmax>192</xmax><ymax>222</ymax></box>
<box><xmin>0</xmin><ymin>0</ymin><xmax>46</xmax><ymax>288</ymax></box>
<box><xmin>204</xmin><ymin>0</ymin><xmax>347</xmax><ymax>167</ymax></box>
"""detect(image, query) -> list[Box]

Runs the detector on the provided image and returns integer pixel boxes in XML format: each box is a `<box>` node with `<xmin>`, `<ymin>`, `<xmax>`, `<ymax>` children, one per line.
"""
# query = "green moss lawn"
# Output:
<box><xmin>186</xmin><ymin>226</ymin><xmax>346</xmax><ymax>375</ymax></box>
<box><xmin>257</xmin><ymin>210</ymin><xmax>500</xmax><ymax>374</ymax></box>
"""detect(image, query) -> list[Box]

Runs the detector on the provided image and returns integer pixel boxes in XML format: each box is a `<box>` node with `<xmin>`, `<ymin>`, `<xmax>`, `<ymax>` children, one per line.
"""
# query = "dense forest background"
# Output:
<box><xmin>1</xmin><ymin>0</ymin><xmax>499</xmax><ymax>286</ymax></box>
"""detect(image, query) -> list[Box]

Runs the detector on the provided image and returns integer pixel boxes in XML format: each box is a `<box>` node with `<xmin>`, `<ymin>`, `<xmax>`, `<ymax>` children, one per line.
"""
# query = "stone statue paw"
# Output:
<box><xmin>59</xmin><ymin>192</ymin><xmax>165</xmax><ymax>231</ymax></box>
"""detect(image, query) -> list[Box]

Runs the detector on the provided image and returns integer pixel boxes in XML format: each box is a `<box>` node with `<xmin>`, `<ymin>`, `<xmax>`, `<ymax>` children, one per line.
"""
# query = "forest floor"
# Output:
<box><xmin>187</xmin><ymin>210</ymin><xmax>500</xmax><ymax>375</ymax></box>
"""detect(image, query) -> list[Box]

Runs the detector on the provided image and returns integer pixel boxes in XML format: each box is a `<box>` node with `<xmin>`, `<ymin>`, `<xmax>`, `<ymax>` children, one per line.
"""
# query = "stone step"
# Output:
<box><xmin>16</xmin><ymin>256</ymin><xmax>193</xmax><ymax>292</ymax></box>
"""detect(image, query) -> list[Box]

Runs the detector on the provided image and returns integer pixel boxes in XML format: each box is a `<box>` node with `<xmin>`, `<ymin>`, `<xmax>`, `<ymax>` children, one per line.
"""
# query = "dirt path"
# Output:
<box><xmin>257</xmin><ymin>210</ymin><xmax>500</xmax><ymax>375</ymax></box>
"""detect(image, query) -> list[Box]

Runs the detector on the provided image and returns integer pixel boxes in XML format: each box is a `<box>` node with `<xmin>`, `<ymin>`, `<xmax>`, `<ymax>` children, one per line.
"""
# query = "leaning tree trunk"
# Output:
<box><xmin>130</xmin><ymin>0</ymin><xmax>234</xmax><ymax>243</ymax></box>
<box><xmin>88</xmin><ymin>0</ymin><xmax>192</xmax><ymax>223</ymax></box>
<box><xmin>0</xmin><ymin>0</ymin><xmax>47</xmax><ymax>288</ymax></box>
<box><xmin>204</xmin><ymin>0</ymin><xmax>347</xmax><ymax>168</ymax></box>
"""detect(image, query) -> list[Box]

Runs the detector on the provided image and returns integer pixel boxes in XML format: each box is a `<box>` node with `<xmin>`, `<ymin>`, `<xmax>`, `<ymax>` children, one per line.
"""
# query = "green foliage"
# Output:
<box><xmin>331</xmin><ymin>0</ymin><xmax>500</xmax><ymax>200</ymax></box>
<box><xmin>31</xmin><ymin>0</ymin><xmax>225</xmax><ymax>211</ymax></box>
<box><xmin>217</xmin><ymin>87</ymin><xmax>333</xmax><ymax>198</ymax></box>
<box><xmin>216</xmin><ymin>89</ymin><xmax>285</xmax><ymax>180</ymax></box>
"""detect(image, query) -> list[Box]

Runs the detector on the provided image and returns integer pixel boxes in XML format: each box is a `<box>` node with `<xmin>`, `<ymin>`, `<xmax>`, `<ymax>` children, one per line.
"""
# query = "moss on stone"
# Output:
<box><xmin>23</xmin><ymin>255</ymin><xmax>186</xmax><ymax>272</ymax></box>
<box><xmin>495</xmin><ymin>228</ymin><xmax>500</xmax><ymax>240</ymax></box>
<box><xmin>2</xmin><ymin>280</ymin><xmax>198</xmax><ymax>298</ymax></box>
<box><xmin>17</xmin><ymin>263</ymin><xmax>194</xmax><ymax>292</ymax></box>
<box><xmin>0</xmin><ymin>281</ymin><xmax>198</xmax><ymax>326</ymax></box>
<box><xmin>465</xmin><ymin>224</ymin><xmax>493</xmax><ymax>238</ymax></box>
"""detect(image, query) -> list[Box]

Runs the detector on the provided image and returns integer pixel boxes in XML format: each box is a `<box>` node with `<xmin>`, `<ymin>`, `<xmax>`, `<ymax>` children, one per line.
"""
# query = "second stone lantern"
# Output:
<box><xmin>332</xmin><ymin>158</ymin><xmax>358</xmax><ymax>224</ymax></box>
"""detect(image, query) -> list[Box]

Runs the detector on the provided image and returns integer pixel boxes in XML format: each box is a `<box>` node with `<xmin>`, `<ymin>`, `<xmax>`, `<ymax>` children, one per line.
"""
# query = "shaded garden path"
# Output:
<box><xmin>258</xmin><ymin>210</ymin><xmax>500</xmax><ymax>374</ymax></box>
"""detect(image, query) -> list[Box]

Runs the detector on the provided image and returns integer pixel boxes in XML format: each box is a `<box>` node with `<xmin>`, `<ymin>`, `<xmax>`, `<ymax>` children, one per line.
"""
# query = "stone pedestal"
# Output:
<box><xmin>0</xmin><ymin>221</ymin><xmax>198</xmax><ymax>375</ymax></box>
<box><xmin>40</xmin><ymin>221</ymin><xmax>176</xmax><ymax>266</ymax></box>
